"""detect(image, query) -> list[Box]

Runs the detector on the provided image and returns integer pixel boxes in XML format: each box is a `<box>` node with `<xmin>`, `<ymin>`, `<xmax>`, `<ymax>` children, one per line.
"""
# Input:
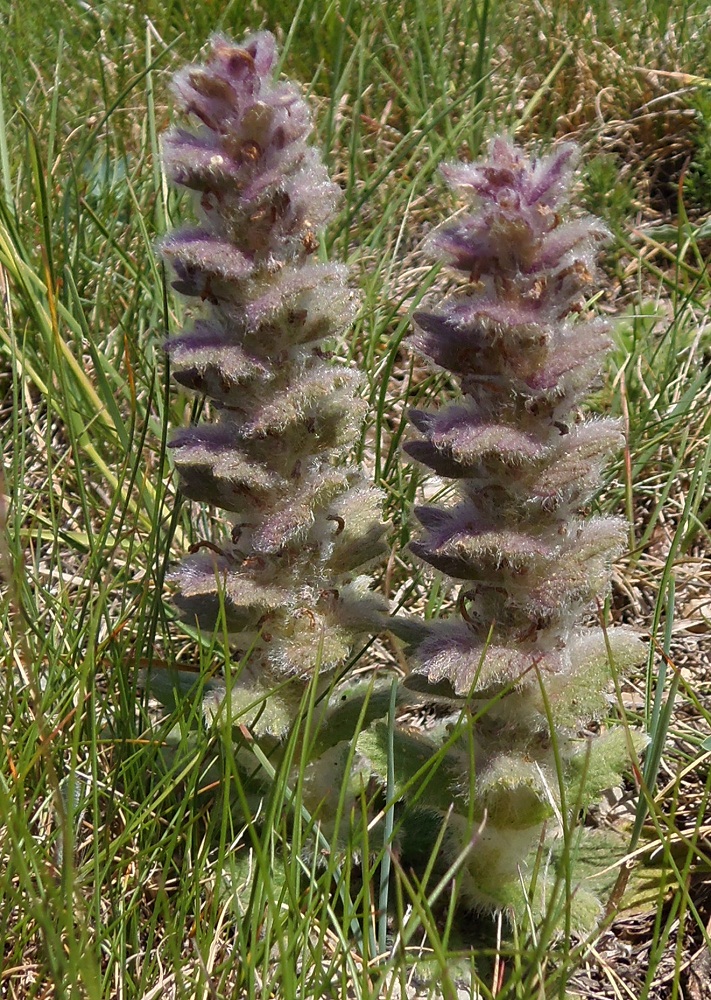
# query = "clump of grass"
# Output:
<box><xmin>684</xmin><ymin>89</ymin><xmax>711</xmax><ymax>211</ymax></box>
<box><xmin>495</xmin><ymin>0</ymin><xmax>711</xmax><ymax>218</ymax></box>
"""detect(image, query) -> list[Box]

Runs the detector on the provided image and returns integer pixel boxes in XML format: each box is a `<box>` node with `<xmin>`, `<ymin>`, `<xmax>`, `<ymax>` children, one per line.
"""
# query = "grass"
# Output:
<box><xmin>1</xmin><ymin>0</ymin><xmax>710</xmax><ymax>997</ymax></box>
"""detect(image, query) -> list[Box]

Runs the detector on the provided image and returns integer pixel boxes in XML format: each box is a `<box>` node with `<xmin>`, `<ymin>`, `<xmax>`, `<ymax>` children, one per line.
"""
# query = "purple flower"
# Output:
<box><xmin>401</xmin><ymin>137</ymin><xmax>645</xmax><ymax>920</ymax></box>
<box><xmin>159</xmin><ymin>33</ymin><xmax>388</xmax><ymax>689</ymax></box>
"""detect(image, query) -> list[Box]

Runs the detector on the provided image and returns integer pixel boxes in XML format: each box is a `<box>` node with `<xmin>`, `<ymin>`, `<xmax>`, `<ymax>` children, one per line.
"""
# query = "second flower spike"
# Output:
<box><xmin>406</xmin><ymin>136</ymin><xmax>643</xmax><ymax>701</ymax></box>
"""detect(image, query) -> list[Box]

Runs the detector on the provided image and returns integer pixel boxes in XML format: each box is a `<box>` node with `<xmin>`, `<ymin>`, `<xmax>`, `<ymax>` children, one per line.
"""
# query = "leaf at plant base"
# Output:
<box><xmin>566</xmin><ymin>727</ymin><xmax>648</xmax><ymax>809</ymax></box>
<box><xmin>541</xmin><ymin>825</ymin><xmax>697</xmax><ymax>926</ymax></box>
<box><xmin>356</xmin><ymin>720</ymin><xmax>464</xmax><ymax>812</ymax></box>
<box><xmin>143</xmin><ymin>666</ymin><xmax>223</xmax><ymax>717</ymax></box>
<box><xmin>309</xmin><ymin>675</ymin><xmax>460</xmax><ymax>758</ymax></box>
<box><xmin>219</xmin><ymin>845</ymin><xmax>290</xmax><ymax>915</ymax></box>
<box><xmin>310</xmin><ymin>677</ymin><xmax>394</xmax><ymax>757</ymax></box>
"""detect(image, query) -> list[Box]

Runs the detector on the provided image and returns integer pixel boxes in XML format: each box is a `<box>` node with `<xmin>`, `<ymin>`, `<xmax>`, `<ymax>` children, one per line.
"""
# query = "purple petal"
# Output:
<box><xmin>162</xmin><ymin>129</ymin><xmax>244</xmax><ymax>190</ymax></box>
<box><xmin>526</xmin><ymin>217</ymin><xmax>609</xmax><ymax>275</ymax></box>
<box><xmin>525</xmin><ymin>143</ymin><xmax>578</xmax><ymax>206</ymax></box>
<box><xmin>160</xmin><ymin>229</ymin><xmax>253</xmax><ymax>298</ymax></box>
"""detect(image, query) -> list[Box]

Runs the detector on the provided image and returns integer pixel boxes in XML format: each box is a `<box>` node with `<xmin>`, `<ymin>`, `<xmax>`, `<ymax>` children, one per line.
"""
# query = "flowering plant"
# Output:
<box><xmin>157</xmin><ymin>32</ymin><xmax>388</xmax><ymax>734</ymax></box>
<box><xmin>153</xmin><ymin>33</ymin><xmax>643</xmax><ymax>931</ymax></box>
<box><xmin>396</xmin><ymin>136</ymin><xmax>645</xmax><ymax>921</ymax></box>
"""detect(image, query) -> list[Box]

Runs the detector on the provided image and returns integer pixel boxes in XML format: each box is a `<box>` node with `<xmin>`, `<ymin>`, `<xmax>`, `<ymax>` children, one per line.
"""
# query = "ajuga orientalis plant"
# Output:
<box><xmin>392</xmin><ymin>136</ymin><xmax>647</xmax><ymax>925</ymax></box>
<box><xmin>152</xmin><ymin>32</ymin><xmax>644</xmax><ymax>936</ymax></box>
<box><xmin>156</xmin><ymin>32</ymin><xmax>389</xmax><ymax>737</ymax></box>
